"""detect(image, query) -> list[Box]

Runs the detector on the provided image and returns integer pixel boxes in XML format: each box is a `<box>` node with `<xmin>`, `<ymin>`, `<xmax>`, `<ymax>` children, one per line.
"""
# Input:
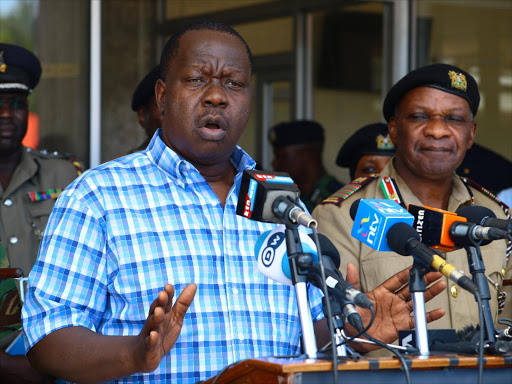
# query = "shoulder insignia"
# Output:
<box><xmin>462</xmin><ymin>177</ymin><xmax>512</xmax><ymax>263</ymax></box>
<box><xmin>28</xmin><ymin>147</ymin><xmax>83</xmax><ymax>176</ymax></box>
<box><xmin>27</xmin><ymin>189</ymin><xmax>62</xmax><ymax>202</ymax></box>
<box><xmin>319</xmin><ymin>176</ymin><xmax>376</xmax><ymax>207</ymax></box>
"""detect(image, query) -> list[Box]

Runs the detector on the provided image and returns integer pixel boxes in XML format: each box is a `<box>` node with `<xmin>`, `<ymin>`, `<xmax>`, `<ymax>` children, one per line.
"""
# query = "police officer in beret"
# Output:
<box><xmin>336</xmin><ymin>122</ymin><xmax>395</xmax><ymax>181</ymax></box>
<box><xmin>269</xmin><ymin>120</ymin><xmax>343</xmax><ymax>212</ymax></box>
<box><xmin>0</xmin><ymin>42</ymin><xmax>82</xmax><ymax>383</ymax></box>
<box><xmin>313</xmin><ymin>63</ymin><xmax>512</xmax><ymax>355</ymax></box>
<box><xmin>130</xmin><ymin>65</ymin><xmax>162</xmax><ymax>153</ymax></box>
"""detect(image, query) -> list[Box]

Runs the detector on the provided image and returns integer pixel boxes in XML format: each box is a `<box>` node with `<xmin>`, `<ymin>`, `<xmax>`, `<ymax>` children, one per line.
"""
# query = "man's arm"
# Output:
<box><xmin>27</xmin><ymin>284</ymin><xmax>196</xmax><ymax>383</ymax></box>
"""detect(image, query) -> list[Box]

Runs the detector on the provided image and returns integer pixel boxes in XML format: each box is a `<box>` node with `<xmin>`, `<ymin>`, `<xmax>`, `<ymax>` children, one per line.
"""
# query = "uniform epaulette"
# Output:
<box><xmin>319</xmin><ymin>176</ymin><xmax>377</xmax><ymax>207</ymax></box>
<box><xmin>27</xmin><ymin>147</ymin><xmax>83</xmax><ymax>176</ymax></box>
<box><xmin>462</xmin><ymin>177</ymin><xmax>510</xmax><ymax>216</ymax></box>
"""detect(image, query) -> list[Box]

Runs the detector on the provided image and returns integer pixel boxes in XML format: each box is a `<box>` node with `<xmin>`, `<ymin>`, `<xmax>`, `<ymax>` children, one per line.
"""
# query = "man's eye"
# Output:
<box><xmin>445</xmin><ymin>115</ymin><xmax>465</xmax><ymax>123</ymax></box>
<box><xmin>362</xmin><ymin>166</ymin><xmax>377</xmax><ymax>174</ymax></box>
<box><xmin>226</xmin><ymin>80</ymin><xmax>243</xmax><ymax>88</ymax></box>
<box><xmin>187</xmin><ymin>78</ymin><xmax>203</xmax><ymax>83</ymax></box>
<box><xmin>409</xmin><ymin>113</ymin><xmax>428</xmax><ymax>121</ymax></box>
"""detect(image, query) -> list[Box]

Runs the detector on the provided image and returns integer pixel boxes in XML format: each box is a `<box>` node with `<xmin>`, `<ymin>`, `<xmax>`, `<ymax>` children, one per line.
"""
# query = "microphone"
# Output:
<box><xmin>350</xmin><ymin>199</ymin><xmax>414</xmax><ymax>251</ymax></box>
<box><xmin>386</xmin><ymin>222</ymin><xmax>479</xmax><ymax>294</ymax></box>
<box><xmin>255</xmin><ymin>227</ymin><xmax>372</xmax><ymax>309</ymax></box>
<box><xmin>236</xmin><ymin>170</ymin><xmax>316</xmax><ymax>228</ymax></box>
<box><xmin>457</xmin><ymin>205</ymin><xmax>512</xmax><ymax>234</ymax></box>
<box><xmin>407</xmin><ymin>204</ymin><xmax>509</xmax><ymax>249</ymax></box>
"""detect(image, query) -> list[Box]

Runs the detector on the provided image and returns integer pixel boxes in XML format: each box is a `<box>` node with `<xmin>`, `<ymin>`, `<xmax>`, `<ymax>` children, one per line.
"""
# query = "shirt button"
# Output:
<box><xmin>226</xmin><ymin>242</ymin><xmax>232</xmax><ymax>250</ymax></box>
<box><xmin>232</xmin><ymin>288</ymin><xmax>239</xmax><ymax>295</ymax></box>
<box><xmin>9</xmin><ymin>236</ymin><xmax>19</xmax><ymax>244</ymax></box>
<box><xmin>450</xmin><ymin>285</ymin><xmax>459</xmax><ymax>298</ymax></box>
<box><xmin>4</xmin><ymin>199</ymin><xmax>13</xmax><ymax>207</ymax></box>
<box><xmin>238</xmin><ymin>333</ymin><xmax>245</xmax><ymax>341</ymax></box>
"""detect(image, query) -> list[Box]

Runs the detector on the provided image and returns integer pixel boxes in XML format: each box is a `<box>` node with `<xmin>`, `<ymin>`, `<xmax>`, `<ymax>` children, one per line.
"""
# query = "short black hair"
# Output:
<box><xmin>160</xmin><ymin>19</ymin><xmax>253</xmax><ymax>80</ymax></box>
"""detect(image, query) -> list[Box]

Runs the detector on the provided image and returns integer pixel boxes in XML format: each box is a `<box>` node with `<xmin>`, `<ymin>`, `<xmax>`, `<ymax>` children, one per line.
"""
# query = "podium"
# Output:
<box><xmin>204</xmin><ymin>354</ymin><xmax>512</xmax><ymax>384</ymax></box>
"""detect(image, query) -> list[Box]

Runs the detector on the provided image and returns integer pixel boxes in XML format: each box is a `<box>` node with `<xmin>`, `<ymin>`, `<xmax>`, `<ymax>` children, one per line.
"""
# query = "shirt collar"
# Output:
<box><xmin>145</xmin><ymin>129</ymin><xmax>257</xmax><ymax>188</ymax></box>
<box><xmin>381</xmin><ymin>157</ymin><xmax>472</xmax><ymax>210</ymax></box>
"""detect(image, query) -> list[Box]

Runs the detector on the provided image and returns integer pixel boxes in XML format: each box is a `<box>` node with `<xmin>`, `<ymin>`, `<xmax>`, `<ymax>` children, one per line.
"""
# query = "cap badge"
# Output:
<box><xmin>376</xmin><ymin>134</ymin><xmax>395</xmax><ymax>150</ymax></box>
<box><xmin>448</xmin><ymin>70</ymin><xmax>467</xmax><ymax>92</ymax></box>
<box><xmin>0</xmin><ymin>51</ymin><xmax>6</xmax><ymax>73</ymax></box>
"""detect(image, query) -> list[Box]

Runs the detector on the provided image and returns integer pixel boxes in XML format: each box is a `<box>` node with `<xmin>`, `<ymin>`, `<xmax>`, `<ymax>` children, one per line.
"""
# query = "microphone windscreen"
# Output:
<box><xmin>349</xmin><ymin>199</ymin><xmax>361</xmax><ymax>221</ymax></box>
<box><xmin>308</xmin><ymin>233</ymin><xmax>341</xmax><ymax>268</ymax></box>
<box><xmin>386</xmin><ymin>222</ymin><xmax>419</xmax><ymax>256</ymax></box>
<box><xmin>456</xmin><ymin>205</ymin><xmax>496</xmax><ymax>224</ymax></box>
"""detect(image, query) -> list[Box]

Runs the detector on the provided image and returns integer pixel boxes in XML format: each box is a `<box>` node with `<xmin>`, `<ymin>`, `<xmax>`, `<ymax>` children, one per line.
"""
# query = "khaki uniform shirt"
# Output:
<box><xmin>0</xmin><ymin>148</ymin><xmax>82</xmax><ymax>275</ymax></box>
<box><xmin>313</xmin><ymin>160</ymin><xmax>511</xmax><ymax>335</ymax></box>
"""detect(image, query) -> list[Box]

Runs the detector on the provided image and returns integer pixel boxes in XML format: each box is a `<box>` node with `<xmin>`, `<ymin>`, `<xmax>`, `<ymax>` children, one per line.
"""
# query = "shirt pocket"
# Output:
<box><xmin>26</xmin><ymin>199</ymin><xmax>55</xmax><ymax>240</ymax></box>
<box><xmin>360</xmin><ymin>254</ymin><xmax>414</xmax><ymax>292</ymax></box>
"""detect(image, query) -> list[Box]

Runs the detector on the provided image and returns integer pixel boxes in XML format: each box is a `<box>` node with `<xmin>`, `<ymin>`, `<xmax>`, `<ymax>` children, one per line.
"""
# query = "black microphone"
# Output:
<box><xmin>386</xmin><ymin>222</ymin><xmax>479</xmax><ymax>294</ymax></box>
<box><xmin>308</xmin><ymin>233</ymin><xmax>373</xmax><ymax>309</ymax></box>
<box><xmin>457</xmin><ymin>205</ymin><xmax>512</xmax><ymax>234</ymax></box>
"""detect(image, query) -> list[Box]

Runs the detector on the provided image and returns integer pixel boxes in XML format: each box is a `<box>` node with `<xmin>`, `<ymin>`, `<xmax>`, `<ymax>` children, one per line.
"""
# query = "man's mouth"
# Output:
<box><xmin>197</xmin><ymin>116</ymin><xmax>228</xmax><ymax>141</ymax></box>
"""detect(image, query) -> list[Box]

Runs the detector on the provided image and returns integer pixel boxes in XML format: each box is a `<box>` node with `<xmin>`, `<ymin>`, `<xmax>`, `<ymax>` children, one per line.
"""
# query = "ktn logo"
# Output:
<box><xmin>261</xmin><ymin>232</ymin><xmax>285</xmax><ymax>267</ymax></box>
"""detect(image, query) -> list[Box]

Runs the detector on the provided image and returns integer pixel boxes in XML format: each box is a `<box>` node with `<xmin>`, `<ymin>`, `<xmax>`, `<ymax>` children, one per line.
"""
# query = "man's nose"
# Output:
<box><xmin>424</xmin><ymin>115</ymin><xmax>450</xmax><ymax>139</ymax></box>
<box><xmin>201</xmin><ymin>80</ymin><xmax>228</xmax><ymax>108</ymax></box>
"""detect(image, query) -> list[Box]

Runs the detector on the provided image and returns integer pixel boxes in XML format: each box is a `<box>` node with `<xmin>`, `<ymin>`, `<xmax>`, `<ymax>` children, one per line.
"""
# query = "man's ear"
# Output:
<box><xmin>388</xmin><ymin>118</ymin><xmax>398</xmax><ymax>145</ymax></box>
<box><xmin>467</xmin><ymin>121</ymin><xmax>477</xmax><ymax>150</ymax></box>
<box><xmin>155</xmin><ymin>78</ymin><xmax>166</xmax><ymax>116</ymax></box>
<box><xmin>136</xmin><ymin>108</ymin><xmax>146</xmax><ymax>129</ymax></box>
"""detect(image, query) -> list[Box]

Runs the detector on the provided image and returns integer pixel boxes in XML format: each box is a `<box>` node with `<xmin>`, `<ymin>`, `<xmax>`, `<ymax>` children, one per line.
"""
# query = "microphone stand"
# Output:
<box><xmin>464</xmin><ymin>240</ymin><xmax>498</xmax><ymax>351</ymax></box>
<box><xmin>283</xmin><ymin>222</ymin><xmax>318</xmax><ymax>359</ymax></box>
<box><xmin>409</xmin><ymin>262</ymin><xmax>430</xmax><ymax>357</ymax></box>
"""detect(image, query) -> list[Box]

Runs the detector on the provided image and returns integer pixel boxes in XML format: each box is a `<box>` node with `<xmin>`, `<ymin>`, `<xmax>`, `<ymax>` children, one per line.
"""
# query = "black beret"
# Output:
<box><xmin>0</xmin><ymin>43</ymin><xmax>41</xmax><ymax>93</ymax></box>
<box><xmin>268</xmin><ymin>120</ymin><xmax>324</xmax><ymax>147</ymax></box>
<box><xmin>131</xmin><ymin>65</ymin><xmax>161</xmax><ymax>111</ymax></box>
<box><xmin>383</xmin><ymin>63</ymin><xmax>480</xmax><ymax>122</ymax></box>
<box><xmin>336</xmin><ymin>123</ymin><xmax>395</xmax><ymax>169</ymax></box>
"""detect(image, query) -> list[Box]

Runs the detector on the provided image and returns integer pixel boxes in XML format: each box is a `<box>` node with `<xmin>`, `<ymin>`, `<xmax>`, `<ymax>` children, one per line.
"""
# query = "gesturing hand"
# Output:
<box><xmin>345</xmin><ymin>263</ymin><xmax>446</xmax><ymax>351</ymax></box>
<box><xmin>135</xmin><ymin>283</ymin><xmax>197</xmax><ymax>373</ymax></box>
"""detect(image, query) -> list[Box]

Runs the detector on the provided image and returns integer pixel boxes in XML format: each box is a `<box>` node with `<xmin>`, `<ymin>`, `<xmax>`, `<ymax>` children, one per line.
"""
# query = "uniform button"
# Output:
<box><xmin>450</xmin><ymin>285</ymin><xmax>459</xmax><ymax>298</ymax></box>
<box><xmin>53</xmin><ymin>151</ymin><xmax>59</xmax><ymax>156</ymax></box>
<box><xmin>41</xmin><ymin>149</ymin><xmax>48</xmax><ymax>155</ymax></box>
<box><xmin>9</xmin><ymin>236</ymin><xmax>19</xmax><ymax>244</ymax></box>
<box><xmin>4</xmin><ymin>199</ymin><xmax>13</xmax><ymax>207</ymax></box>
<box><xmin>232</xmin><ymin>288</ymin><xmax>239</xmax><ymax>295</ymax></box>
<box><xmin>502</xmin><ymin>268</ymin><xmax>506</xmax><ymax>277</ymax></box>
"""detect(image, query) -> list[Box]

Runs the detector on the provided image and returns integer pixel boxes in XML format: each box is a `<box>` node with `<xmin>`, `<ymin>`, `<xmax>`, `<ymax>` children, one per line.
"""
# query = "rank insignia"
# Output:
<box><xmin>0</xmin><ymin>51</ymin><xmax>6</xmax><ymax>73</ymax></box>
<box><xmin>448</xmin><ymin>70</ymin><xmax>467</xmax><ymax>92</ymax></box>
<box><xmin>27</xmin><ymin>189</ymin><xmax>62</xmax><ymax>202</ymax></box>
<box><xmin>376</xmin><ymin>134</ymin><xmax>395</xmax><ymax>151</ymax></box>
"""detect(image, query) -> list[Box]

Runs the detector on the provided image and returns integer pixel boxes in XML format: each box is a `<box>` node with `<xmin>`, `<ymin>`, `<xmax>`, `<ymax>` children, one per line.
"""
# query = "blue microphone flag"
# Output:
<box><xmin>351</xmin><ymin>199</ymin><xmax>414</xmax><ymax>251</ymax></box>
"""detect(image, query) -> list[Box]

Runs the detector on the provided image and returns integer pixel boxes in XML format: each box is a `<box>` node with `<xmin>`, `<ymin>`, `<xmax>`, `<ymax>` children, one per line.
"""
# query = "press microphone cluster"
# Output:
<box><xmin>407</xmin><ymin>204</ymin><xmax>510</xmax><ymax>250</ymax></box>
<box><xmin>236</xmin><ymin>170</ymin><xmax>317</xmax><ymax>228</ymax></box>
<box><xmin>350</xmin><ymin>199</ymin><xmax>479</xmax><ymax>294</ymax></box>
<box><xmin>254</xmin><ymin>226</ymin><xmax>371</xmax><ymax>330</ymax></box>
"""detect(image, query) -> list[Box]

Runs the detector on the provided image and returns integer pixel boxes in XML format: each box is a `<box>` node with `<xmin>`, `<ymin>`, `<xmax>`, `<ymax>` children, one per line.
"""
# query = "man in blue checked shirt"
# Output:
<box><xmin>21</xmin><ymin>20</ymin><xmax>445</xmax><ymax>383</ymax></box>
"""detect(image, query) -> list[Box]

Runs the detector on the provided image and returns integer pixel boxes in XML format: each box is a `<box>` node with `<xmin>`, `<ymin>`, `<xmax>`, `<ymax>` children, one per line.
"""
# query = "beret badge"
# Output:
<box><xmin>0</xmin><ymin>51</ymin><xmax>6</xmax><ymax>73</ymax></box>
<box><xmin>376</xmin><ymin>134</ymin><xmax>395</xmax><ymax>151</ymax></box>
<box><xmin>448</xmin><ymin>70</ymin><xmax>467</xmax><ymax>92</ymax></box>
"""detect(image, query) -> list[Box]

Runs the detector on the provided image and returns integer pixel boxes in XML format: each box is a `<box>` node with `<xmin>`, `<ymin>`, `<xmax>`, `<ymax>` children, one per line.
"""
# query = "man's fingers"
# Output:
<box><xmin>423</xmin><ymin>280</ymin><xmax>447</xmax><ymax>302</ymax></box>
<box><xmin>380</xmin><ymin>265</ymin><xmax>412</xmax><ymax>293</ymax></box>
<box><xmin>423</xmin><ymin>271</ymin><xmax>443</xmax><ymax>286</ymax></box>
<box><xmin>148</xmin><ymin>286</ymin><xmax>173</xmax><ymax>317</ymax></box>
<box><xmin>425</xmin><ymin>308</ymin><xmax>446</xmax><ymax>323</ymax></box>
<box><xmin>172</xmin><ymin>284</ymin><xmax>197</xmax><ymax>321</ymax></box>
<box><xmin>163</xmin><ymin>284</ymin><xmax>175</xmax><ymax>313</ymax></box>
<box><xmin>345</xmin><ymin>263</ymin><xmax>360</xmax><ymax>290</ymax></box>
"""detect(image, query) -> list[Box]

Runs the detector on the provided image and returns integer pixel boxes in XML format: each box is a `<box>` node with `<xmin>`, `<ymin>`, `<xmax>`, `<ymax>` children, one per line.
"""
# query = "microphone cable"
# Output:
<box><xmin>475</xmin><ymin>290</ymin><xmax>484</xmax><ymax>384</ymax></box>
<box><xmin>311</xmin><ymin>225</ymin><xmax>339</xmax><ymax>384</ymax></box>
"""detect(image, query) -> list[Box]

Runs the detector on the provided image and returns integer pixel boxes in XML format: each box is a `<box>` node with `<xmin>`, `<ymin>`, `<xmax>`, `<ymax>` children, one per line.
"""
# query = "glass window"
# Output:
<box><xmin>417</xmin><ymin>0</ymin><xmax>512</xmax><ymax>161</ymax></box>
<box><xmin>312</xmin><ymin>3</ymin><xmax>385</xmax><ymax>184</ymax></box>
<box><xmin>165</xmin><ymin>0</ymin><xmax>278</xmax><ymax>20</ymax></box>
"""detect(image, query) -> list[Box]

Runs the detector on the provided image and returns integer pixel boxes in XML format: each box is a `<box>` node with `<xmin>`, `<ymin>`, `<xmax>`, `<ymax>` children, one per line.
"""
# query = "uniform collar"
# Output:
<box><xmin>145</xmin><ymin>129</ymin><xmax>256</xmax><ymax>188</ymax></box>
<box><xmin>1</xmin><ymin>148</ymin><xmax>38</xmax><ymax>197</ymax></box>
<box><xmin>381</xmin><ymin>158</ymin><xmax>472</xmax><ymax>211</ymax></box>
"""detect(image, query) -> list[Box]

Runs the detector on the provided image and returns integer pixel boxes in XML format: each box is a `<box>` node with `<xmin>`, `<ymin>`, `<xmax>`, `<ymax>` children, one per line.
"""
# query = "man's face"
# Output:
<box><xmin>155</xmin><ymin>30</ymin><xmax>252</xmax><ymax>166</ymax></box>
<box><xmin>0</xmin><ymin>92</ymin><xmax>28</xmax><ymax>156</ymax></box>
<box><xmin>389</xmin><ymin>86</ymin><xmax>476</xmax><ymax>180</ymax></box>
<box><xmin>272</xmin><ymin>144</ymin><xmax>304</xmax><ymax>181</ymax></box>
<box><xmin>137</xmin><ymin>97</ymin><xmax>162</xmax><ymax>140</ymax></box>
<box><xmin>354</xmin><ymin>154</ymin><xmax>391</xmax><ymax>179</ymax></box>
